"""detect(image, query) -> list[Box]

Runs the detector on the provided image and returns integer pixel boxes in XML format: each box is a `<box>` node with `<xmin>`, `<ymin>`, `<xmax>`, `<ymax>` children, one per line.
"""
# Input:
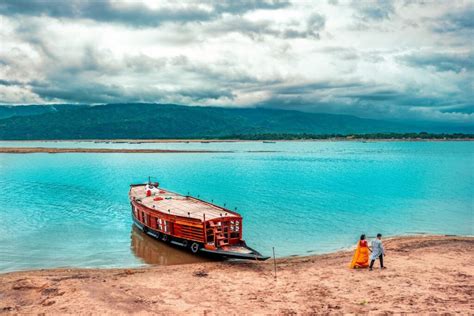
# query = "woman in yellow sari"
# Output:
<box><xmin>350</xmin><ymin>234</ymin><xmax>370</xmax><ymax>269</ymax></box>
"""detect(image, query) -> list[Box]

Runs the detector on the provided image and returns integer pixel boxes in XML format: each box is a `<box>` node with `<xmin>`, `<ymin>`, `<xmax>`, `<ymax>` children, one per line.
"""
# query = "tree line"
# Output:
<box><xmin>218</xmin><ymin>132</ymin><xmax>474</xmax><ymax>140</ymax></box>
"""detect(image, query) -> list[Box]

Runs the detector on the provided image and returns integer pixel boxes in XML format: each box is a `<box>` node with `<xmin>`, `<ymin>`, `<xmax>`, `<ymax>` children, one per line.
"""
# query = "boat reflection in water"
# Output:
<box><xmin>130</xmin><ymin>225</ymin><xmax>211</xmax><ymax>265</ymax></box>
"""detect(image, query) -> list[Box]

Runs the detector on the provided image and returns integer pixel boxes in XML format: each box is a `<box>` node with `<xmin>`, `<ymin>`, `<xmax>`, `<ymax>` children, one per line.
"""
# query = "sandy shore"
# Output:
<box><xmin>0</xmin><ymin>236</ymin><xmax>472</xmax><ymax>314</ymax></box>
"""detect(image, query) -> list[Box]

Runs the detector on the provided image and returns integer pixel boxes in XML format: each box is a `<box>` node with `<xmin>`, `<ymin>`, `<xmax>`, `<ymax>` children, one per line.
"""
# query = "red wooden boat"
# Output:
<box><xmin>129</xmin><ymin>182</ymin><xmax>269</xmax><ymax>260</ymax></box>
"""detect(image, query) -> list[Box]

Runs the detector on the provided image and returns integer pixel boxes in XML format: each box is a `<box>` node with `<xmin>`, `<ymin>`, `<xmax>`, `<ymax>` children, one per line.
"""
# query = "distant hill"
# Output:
<box><xmin>0</xmin><ymin>104</ymin><xmax>89</xmax><ymax>120</ymax></box>
<box><xmin>0</xmin><ymin>103</ymin><xmax>448</xmax><ymax>140</ymax></box>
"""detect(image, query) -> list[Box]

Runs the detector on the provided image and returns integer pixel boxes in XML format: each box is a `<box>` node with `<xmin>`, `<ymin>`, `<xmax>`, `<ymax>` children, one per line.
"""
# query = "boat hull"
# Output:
<box><xmin>132</xmin><ymin>215</ymin><xmax>269</xmax><ymax>261</ymax></box>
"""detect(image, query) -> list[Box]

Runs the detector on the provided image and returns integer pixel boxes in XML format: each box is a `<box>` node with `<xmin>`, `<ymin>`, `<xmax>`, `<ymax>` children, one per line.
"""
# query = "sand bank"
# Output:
<box><xmin>0</xmin><ymin>236</ymin><xmax>472</xmax><ymax>314</ymax></box>
<box><xmin>0</xmin><ymin>147</ymin><xmax>231</xmax><ymax>154</ymax></box>
<box><xmin>0</xmin><ymin>147</ymin><xmax>278</xmax><ymax>154</ymax></box>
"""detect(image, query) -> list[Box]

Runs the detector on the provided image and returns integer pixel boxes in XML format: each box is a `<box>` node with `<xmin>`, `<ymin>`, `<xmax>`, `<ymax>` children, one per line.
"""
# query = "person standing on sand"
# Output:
<box><xmin>349</xmin><ymin>234</ymin><xmax>370</xmax><ymax>268</ymax></box>
<box><xmin>369</xmin><ymin>233</ymin><xmax>386</xmax><ymax>271</ymax></box>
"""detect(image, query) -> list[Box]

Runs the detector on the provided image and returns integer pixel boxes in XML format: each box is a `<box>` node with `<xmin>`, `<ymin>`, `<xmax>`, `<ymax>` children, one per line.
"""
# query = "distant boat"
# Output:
<box><xmin>201</xmin><ymin>141</ymin><xmax>210</xmax><ymax>143</ymax></box>
<box><xmin>129</xmin><ymin>181</ymin><xmax>269</xmax><ymax>260</ymax></box>
<box><xmin>263</xmin><ymin>141</ymin><xmax>276</xmax><ymax>143</ymax></box>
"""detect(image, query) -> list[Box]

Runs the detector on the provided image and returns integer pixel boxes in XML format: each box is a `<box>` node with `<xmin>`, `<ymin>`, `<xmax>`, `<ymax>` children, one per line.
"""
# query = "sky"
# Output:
<box><xmin>0</xmin><ymin>0</ymin><xmax>473</xmax><ymax>125</ymax></box>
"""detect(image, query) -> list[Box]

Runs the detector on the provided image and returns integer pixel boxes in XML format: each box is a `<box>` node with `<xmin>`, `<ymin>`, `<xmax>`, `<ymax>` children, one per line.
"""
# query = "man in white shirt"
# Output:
<box><xmin>369</xmin><ymin>233</ymin><xmax>386</xmax><ymax>271</ymax></box>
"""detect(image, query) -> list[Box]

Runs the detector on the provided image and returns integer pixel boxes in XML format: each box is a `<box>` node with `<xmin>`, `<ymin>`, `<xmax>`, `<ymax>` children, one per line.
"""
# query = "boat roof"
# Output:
<box><xmin>129</xmin><ymin>184</ymin><xmax>241</xmax><ymax>221</ymax></box>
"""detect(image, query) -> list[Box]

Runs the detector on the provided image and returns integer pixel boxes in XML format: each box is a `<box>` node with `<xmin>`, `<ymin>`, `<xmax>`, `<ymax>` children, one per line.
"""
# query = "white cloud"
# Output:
<box><xmin>0</xmin><ymin>0</ymin><xmax>472</xmax><ymax>125</ymax></box>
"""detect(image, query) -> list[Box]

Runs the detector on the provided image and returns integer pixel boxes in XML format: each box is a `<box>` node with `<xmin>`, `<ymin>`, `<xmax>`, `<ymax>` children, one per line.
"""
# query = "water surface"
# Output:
<box><xmin>0</xmin><ymin>141</ymin><xmax>472</xmax><ymax>272</ymax></box>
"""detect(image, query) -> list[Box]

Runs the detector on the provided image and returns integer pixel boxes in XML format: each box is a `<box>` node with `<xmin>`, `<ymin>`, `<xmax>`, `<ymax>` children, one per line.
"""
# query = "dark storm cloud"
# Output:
<box><xmin>0</xmin><ymin>0</ymin><xmax>212</xmax><ymax>27</ymax></box>
<box><xmin>432</xmin><ymin>7</ymin><xmax>474</xmax><ymax>33</ymax></box>
<box><xmin>352</xmin><ymin>0</ymin><xmax>395</xmax><ymax>21</ymax></box>
<box><xmin>268</xmin><ymin>80</ymin><xmax>451</xmax><ymax>109</ymax></box>
<box><xmin>31</xmin><ymin>81</ymin><xmax>126</xmax><ymax>104</ymax></box>
<box><xmin>260</xmin><ymin>78</ymin><xmax>472</xmax><ymax>113</ymax></box>
<box><xmin>0</xmin><ymin>0</ymin><xmax>314</xmax><ymax>40</ymax></box>
<box><xmin>0</xmin><ymin>79</ymin><xmax>23</xmax><ymax>86</ymax></box>
<box><xmin>176</xmin><ymin>87</ymin><xmax>235</xmax><ymax>101</ymax></box>
<box><xmin>344</xmin><ymin>89</ymin><xmax>403</xmax><ymax>101</ymax></box>
<box><xmin>344</xmin><ymin>90</ymin><xmax>464</xmax><ymax>108</ymax></box>
<box><xmin>29</xmin><ymin>76</ymin><xmax>236</xmax><ymax>104</ymax></box>
<box><xmin>29</xmin><ymin>78</ymin><xmax>235</xmax><ymax>104</ymax></box>
<box><xmin>398</xmin><ymin>52</ymin><xmax>474</xmax><ymax>73</ymax></box>
<box><xmin>272</xmin><ymin>81</ymin><xmax>364</xmax><ymax>95</ymax></box>
<box><xmin>307</xmin><ymin>13</ymin><xmax>326</xmax><ymax>31</ymax></box>
<box><xmin>0</xmin><ymin>0</ymin><xmax>289</xmax><ymax>27</ymax></box>
<box><xmin>205</xmin><ymin>12</ymin><xmax>326</xmax><ymax>40</ymax></box>
<box><xmin>210</xmin><ymin>0</ymin><xmax>290</xmax><ymax>15</ymax></box>
<box><xmin>25</xmin><ymin>59</ymin><xmax>234</xmax><ymax>103</ymax></box>
<box><xmin>440</xmin><ymin>106</ymin><xmax>474</xmax><ymax>115</ymax></box>
<box><xmin>281</xmin><ymin>13</ymin><xmax>326</xmax><ymax>39</ymax></box>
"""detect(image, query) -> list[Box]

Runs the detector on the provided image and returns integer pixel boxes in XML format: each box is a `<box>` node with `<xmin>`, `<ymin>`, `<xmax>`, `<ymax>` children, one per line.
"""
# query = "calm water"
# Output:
<box><xmin>0</xmin><ymin>141</ymin><xmax>473</xmax><ymax>273</ymax></box>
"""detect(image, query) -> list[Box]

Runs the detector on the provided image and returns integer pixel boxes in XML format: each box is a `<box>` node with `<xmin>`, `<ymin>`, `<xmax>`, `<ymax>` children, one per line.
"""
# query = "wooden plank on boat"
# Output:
<box><xmin>129</xmin><ymin>185</ymin><xmax>240</xmax><ymax>221</ymax></box>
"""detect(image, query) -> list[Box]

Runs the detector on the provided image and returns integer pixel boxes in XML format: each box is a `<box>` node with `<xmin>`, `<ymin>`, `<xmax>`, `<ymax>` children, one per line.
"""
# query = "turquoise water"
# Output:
<box><xmin>0</xmin><ymin>141</ymin><xmax>473</xmax><ymax>272</ymax></box>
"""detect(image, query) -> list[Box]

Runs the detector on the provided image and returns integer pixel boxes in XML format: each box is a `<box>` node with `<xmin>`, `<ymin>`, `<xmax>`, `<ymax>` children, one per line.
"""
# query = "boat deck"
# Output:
<box><xmin>130</xmin><ymin>185</ymin><xmax>239</xmax><ymax>221</ymax></box>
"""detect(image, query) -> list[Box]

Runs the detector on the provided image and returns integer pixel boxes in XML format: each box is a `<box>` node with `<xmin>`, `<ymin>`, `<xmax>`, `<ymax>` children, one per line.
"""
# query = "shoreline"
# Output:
<box><xmin>1</xmin><ymin>233</ymin><xmax>469</xmax><ymax>274</ymax></box>
<box><xmin>1</xmin><ymin>235</ymin><xmax>472</xmax><ymax>314</ymax></box>
<box><xmin>1</xmin><ymin>233</ymin><xmax>468</xmax><ymax>275</ymax></box>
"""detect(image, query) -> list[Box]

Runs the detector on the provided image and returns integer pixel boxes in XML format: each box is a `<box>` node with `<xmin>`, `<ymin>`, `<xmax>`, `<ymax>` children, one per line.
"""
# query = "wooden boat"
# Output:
<box><xmin>129</xmin><ymin>182</ymin><xmax>269</xmax><ymax>260</ymax></box>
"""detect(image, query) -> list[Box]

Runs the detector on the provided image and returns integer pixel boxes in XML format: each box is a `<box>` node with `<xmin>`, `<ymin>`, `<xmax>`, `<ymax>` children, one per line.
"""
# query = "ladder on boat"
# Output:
<box><xmin>207</xmin><ymin>221</ymin><xmax>230</xmax><ymax>247</ymax></box>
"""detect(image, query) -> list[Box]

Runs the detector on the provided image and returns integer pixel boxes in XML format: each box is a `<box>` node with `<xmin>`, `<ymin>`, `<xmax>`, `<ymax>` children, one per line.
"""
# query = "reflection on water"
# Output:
<box><xmin>130</xmin><ymin>225</ymin><xmax>210</xmax><ymax>265</ymax></box>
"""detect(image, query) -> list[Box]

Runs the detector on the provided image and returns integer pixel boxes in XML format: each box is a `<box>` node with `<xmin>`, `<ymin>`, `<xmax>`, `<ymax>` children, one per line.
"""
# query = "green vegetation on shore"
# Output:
<box><xmin>219</xmin><ymin>132</ymin><xmax>474</xmax><ymax>140</ymax></box>
<box><xmin>0</xmin><ymin>103</ymin><xmax>471</xmax><ymax>140</ymax></box>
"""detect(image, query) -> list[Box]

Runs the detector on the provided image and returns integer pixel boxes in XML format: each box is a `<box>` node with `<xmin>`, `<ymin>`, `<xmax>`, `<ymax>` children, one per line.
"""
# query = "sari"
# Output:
<box><xmin>349</xmin><ymin>240</ymin><xmax>369</xmax><ymax>268</ymax></box>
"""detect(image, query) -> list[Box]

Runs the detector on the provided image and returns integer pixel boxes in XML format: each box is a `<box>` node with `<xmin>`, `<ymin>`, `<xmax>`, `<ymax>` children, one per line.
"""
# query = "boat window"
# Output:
<box><xmin>157</xmin><ymin>218</ymin><xmax>170</xmax><ymax>232</ymax></box>
<box><xmin>230</xmin><ymin>220</ymin><xmax>240</xmax><ymax>232</ymax></box>
<box><xmin>143</xmin><ymin>212</ymin><xmax>148</xmax><ymax>225</ymax></box>
<box><xmin>157</xmin><ymin>218</ymin><xmax>164</xmax><ymax>231</ymax></box>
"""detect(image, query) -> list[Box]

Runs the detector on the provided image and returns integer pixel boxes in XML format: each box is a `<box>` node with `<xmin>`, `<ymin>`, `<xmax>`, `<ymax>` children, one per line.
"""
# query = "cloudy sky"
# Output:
<box><xmin>0</xmin><ymin>0</ymin><xmax>472</xmax><ymax>125</ymax></box>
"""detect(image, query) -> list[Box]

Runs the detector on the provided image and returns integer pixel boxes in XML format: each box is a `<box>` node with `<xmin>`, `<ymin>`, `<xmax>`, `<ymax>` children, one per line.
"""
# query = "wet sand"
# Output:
<box><xmin>130</xmin><ymin>226</ymin><xmax>211</xmax><ymax>266</ymax></box>
<box><xmin>0</xmin><ymin>235</ymin><xmax>472</xmax><ymax>314</ymax></box>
